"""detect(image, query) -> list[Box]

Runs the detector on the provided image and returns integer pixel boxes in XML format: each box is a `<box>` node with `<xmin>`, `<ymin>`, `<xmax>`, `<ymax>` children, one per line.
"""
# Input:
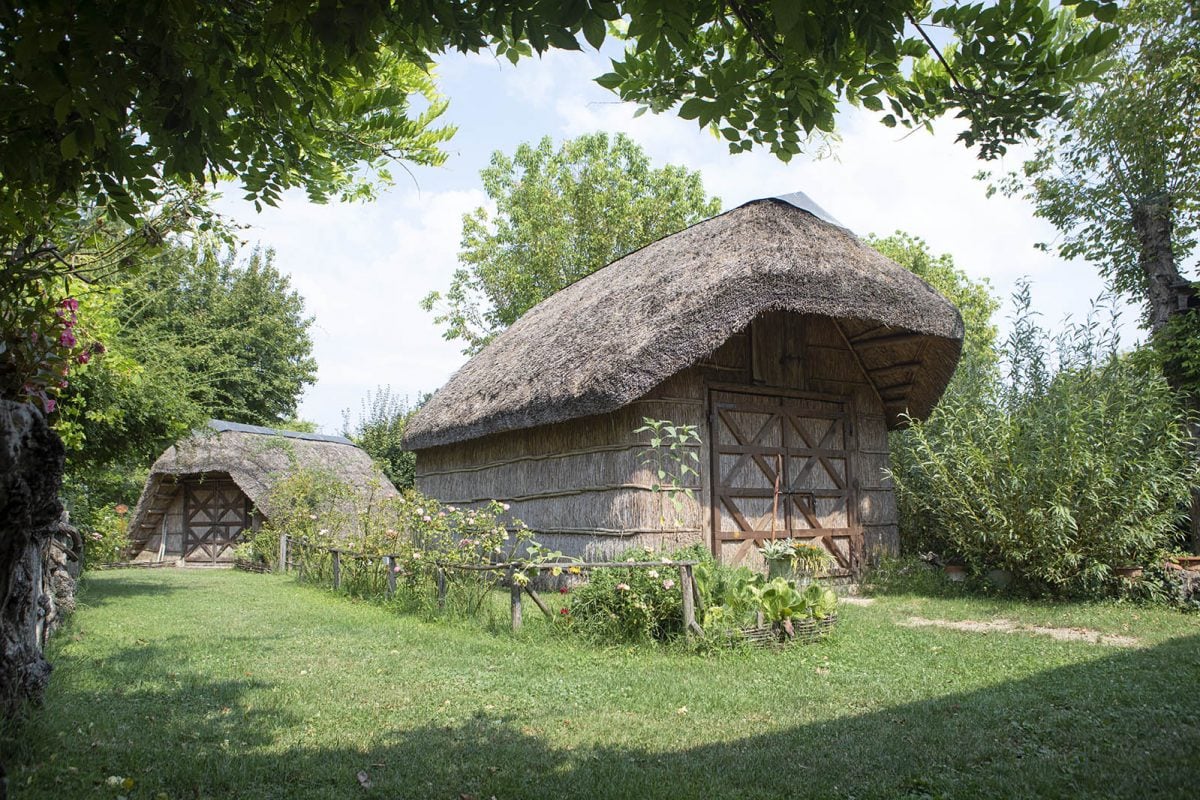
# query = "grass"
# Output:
<box><xmin>4</xmin><ymin>569</ymin><xmax>1199</xmax><ymax>799</ymax></box>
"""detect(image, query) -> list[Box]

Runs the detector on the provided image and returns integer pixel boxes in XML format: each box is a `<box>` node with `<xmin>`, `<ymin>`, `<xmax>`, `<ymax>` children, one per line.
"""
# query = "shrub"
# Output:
<box><xmin>261</xmin><ymin>466</ymin><xmax>532</xmax><ymax>617</ymax></box>
<box><xmin>565</xmin><ymin>546</ymin><xmax>693</xmax><ymax>642</ymax></box>
<box><xmin>891</xmin><ymin>284</ymin><xmax>1197</xmax><ymax>596</ymax></box>
<box><xmin>81</xmin><ymin>503</ymin><xmax>131</xmax><ymax>567</ymax></box>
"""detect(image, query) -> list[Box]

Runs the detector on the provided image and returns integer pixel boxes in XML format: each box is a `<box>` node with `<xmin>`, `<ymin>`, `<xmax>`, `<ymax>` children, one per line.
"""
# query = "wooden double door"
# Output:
<box><xmin>182</xmin><ymin>477</ymin><xmax>250</xmax><ymax>563</ymax></box>
<box><xmin>710</xmin><ymin>389</ymin><xmax>862</xmax><ymax>576</ymax></box>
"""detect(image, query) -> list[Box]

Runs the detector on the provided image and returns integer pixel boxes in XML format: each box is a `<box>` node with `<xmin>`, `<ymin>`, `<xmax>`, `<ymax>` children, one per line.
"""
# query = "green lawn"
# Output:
<box><xmin>5</xmin><ymin>569</ymin><xmax>1199</xmax><ymax>799</ymax></box>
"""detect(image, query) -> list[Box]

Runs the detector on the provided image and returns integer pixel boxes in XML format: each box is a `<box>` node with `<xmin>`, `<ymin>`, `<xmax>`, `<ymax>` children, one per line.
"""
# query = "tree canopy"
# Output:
<box><xmin>423</xmin><ymin>132</ymin><xmax>721</xmax><ymax>353</ymax></box>
<box><xmin>2</xmin><ymin>1</ymin><xmax>1118</xmax><ymax>267</ymax></box>
<box><xmin>1010</xmin><ymin>0</ymin><xmax>1199</xmax><ymax>331</ymax></box>
<box><xmin>342</xmin><ymin>387</ymin><xmax>424</xmax><ymax>490</ymax></box>
<box><xmin>58</xmin><ymin>242</ymin><xmax>318</xmax><ymax>523</ymax></box>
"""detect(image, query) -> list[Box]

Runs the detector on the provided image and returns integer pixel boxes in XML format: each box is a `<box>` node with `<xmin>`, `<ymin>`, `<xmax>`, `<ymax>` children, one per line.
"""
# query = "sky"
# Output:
<box><xmin>213</xmin><ymin>45</ymin><xmax>1141</xmax><ymax>434</ymax></box>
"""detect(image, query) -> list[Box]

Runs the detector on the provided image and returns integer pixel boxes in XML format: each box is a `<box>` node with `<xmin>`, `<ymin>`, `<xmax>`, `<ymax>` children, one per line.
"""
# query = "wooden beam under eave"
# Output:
<box><xmin>850</xmin><ymin>332</ymin><xmax>927</xmax><ymax>350</ymax></box>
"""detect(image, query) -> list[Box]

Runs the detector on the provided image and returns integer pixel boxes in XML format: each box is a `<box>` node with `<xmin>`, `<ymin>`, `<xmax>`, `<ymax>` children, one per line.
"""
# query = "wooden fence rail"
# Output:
<box><xmin>277</xmin><ymin>534</ymin><xmax>704</xmax><ymax>635</ymax></box>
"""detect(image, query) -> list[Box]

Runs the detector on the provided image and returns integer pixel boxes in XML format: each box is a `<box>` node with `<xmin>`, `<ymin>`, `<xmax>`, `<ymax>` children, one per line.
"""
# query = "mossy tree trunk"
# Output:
<box><xmin>1133</xmin><ymin>197</ymin><xmax>1200</xmax><ymax>553</ymax></box>
<box><xmin>0</xmin><ymin>401</ymin><xmax>66</xmax><ymax>717</ymax></box>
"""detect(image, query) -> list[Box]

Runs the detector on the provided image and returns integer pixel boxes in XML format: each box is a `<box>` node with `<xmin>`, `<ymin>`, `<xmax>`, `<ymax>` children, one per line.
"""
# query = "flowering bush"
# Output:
<box><xmin>0</xmin><ymin>282</ymin><xmax>100</xmax><ymax>414</ymax></box>
<box><xmin>82</xmin><ymin>503</ymin><xmax>130</xmax><ymax>567</ymax></box>
<box><xmin>564</xmin><ymin>545</ymin><xmax>692</xmax><ymax>642</ymax></box>
<box><xmin>259</xmin><ymin>467</ymin><xmax>532</xmax><ymax>616</ymax></box>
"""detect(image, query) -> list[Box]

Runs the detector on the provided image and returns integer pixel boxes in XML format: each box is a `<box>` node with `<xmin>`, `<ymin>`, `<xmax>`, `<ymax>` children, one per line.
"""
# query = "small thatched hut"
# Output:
<box><xmin>128</xmin><ymin>420</ymin><xmax>395</xmax><ymax>564</ymax></box>
<box><xmin>404</xmin><ymin>195</ymin><xmax>963</xmax><ymax>576</ymax></box>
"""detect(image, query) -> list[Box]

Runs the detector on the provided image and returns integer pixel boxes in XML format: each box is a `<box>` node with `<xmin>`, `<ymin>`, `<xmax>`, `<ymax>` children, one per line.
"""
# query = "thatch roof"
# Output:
<box><xmin>404</xmin><ymin>197</ymin><xmax>964</xmax><ymax>451</ymax></box>
<box><xmin>128</xmin><ymin>420</ymin><xmax>396</xmax><ymax>547</ymax></box>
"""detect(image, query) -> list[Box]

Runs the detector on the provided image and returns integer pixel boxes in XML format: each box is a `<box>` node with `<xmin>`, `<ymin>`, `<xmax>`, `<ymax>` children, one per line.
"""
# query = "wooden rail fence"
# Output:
<box><xmin>278</xmin><ymin>534</ymin><xmax>704</xmax><ymax>635</ymax></box>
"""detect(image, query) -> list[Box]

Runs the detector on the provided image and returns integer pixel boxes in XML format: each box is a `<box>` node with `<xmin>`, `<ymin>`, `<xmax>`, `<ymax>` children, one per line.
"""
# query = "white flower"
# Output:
<box><xmin>616</xmin><ymin>583</ymin><xmax>631</xmax><ymax>592</ymax></box>
<box><xmin>663</xmin><ymin>579</ymin><xmax>676</xmax><ymax>590</ymax></box>
<box><xmin>447</xmin><ymin>505</ymin><xmax>457</xmax><ymax>512</ymax></box>
<box><xmin>318</xmin><ymin>529</ymin><xmax>329</xmax><ymax>536</ymax></box>
<box><xmin>501</xmin><ymin>502</ymin><xmax>511</xmax><ymax>511</ymax></box>
<box><xmin>647</xmin><ymin>569</ymin><xmax>659</xmax><ymax>579</ymax></box>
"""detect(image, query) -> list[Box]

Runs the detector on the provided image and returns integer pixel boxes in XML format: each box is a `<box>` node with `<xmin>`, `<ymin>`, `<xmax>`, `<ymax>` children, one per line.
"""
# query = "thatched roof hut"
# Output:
<box><xmin>405</xmin><ymin>195</ymin><xmax>963</xmax><ymax>574</ymax></box>
<box><xmin>128</xmin><ymin>420</ymin><xmax>395</xmax><ymax>564</ymax></box>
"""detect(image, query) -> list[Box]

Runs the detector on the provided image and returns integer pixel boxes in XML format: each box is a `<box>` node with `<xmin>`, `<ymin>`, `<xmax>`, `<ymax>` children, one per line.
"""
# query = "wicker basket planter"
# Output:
<box><xmin>740</xmin><ymin>614</ymin><xmax>838</xmax><ymax>647</ymax></box>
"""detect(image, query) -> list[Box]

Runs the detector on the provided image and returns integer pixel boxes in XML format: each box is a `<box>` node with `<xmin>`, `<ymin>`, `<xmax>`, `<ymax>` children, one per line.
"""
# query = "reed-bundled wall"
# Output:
<box><xmin>418</xmin><ymin>311</ymin><xmax>909</xmax><ymax>569</ymax></box>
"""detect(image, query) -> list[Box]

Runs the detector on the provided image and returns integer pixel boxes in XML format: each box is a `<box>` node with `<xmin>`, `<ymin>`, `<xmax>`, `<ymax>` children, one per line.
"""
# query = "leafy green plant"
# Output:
<box><xmin>80</xmin><ymin>503</ymin><xmax>130</xmax><ymax>568</ymax></box>
<box><xmin>758</xmin><ymin>539</ymin><xmax>831</xmax><ymax>580</ymax></box>
<box><xmin>635</xmin><ymin>417</ymin><xmax>702</xmax><ymax>528</ymax></box>
<box><xmin>891</xmin><ymin>283</ymin><xmax>1198</xmax><ymax>596</ymax></box>
<box><xmin>565</xmin><ymin>546</ymin><xmax>692</xmax><ymax>642</ymax></box>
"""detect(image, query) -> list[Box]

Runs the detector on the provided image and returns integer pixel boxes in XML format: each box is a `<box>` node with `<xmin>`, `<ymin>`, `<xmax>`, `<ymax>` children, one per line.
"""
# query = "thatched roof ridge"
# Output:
<box><xmin>128</xmin><ymin>420</ymin><xmax>396</xmax><ymax>547</ymax></box>
<box><xmin>404</xmin><ymin>198</ymin><xmax>964</xmax><ymax>451</ymax></box>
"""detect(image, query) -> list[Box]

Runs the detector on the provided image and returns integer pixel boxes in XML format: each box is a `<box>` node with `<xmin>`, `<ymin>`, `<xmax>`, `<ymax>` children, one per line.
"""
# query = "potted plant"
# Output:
<box><xmin>758</xmin><ymin>539</ymin><xmax>830</xmax><ymax>587</ymax></box>
<box><xmin>747</xmin><ymin>577</ymin><xmax>839</xmax><ymax>644</ymax></box>
<box><xmin>943</xmin><ymin>564</ymin><xmax>967</xmax><ymax>581</ymax></box>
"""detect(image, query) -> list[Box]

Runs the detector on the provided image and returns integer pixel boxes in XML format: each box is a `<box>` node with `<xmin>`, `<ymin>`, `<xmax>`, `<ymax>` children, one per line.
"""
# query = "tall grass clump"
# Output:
<box><xmin>891</xmin><ymin>281</ymin><xmax>1197</xmax><ymax>596</ymax></box>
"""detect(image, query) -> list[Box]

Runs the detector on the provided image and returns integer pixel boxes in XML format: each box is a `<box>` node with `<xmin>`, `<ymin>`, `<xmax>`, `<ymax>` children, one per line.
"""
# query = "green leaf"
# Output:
<box><xmin>582</xmin><ymin>13</ymin><xmax>606</xmax><ymax>49</ymax></box>
<box><xmin>678</xmin><ymin>98</ymin><xmax>707</xmax><ymax>121</ymax></box>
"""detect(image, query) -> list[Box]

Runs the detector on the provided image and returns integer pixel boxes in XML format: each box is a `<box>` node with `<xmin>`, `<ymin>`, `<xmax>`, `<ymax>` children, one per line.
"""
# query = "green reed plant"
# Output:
<box><xmin>891</xmin><ymin>282</ymin><xmax>1197</xmax><ymax>596</ymax></box>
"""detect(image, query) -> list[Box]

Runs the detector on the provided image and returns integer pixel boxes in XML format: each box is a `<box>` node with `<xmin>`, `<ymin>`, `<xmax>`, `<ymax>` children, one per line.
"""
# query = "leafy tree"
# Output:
<box><xmin>1008</xmin><ymin>0</ymin><xmax>1198</xmax><ymax>339</ymax></box>
<box><xmin>600</xmin><ymin>0</ymin><xmax>1117</xmax><ymax>161</ymax></box>
<box><xmin>874</xmin><ymin>234</ymin><xmax>1002</xmax><ymax>554</ymax></box>
<box><xmin>1</xmin><ymin>1</ymin><xmax>1118</xmax><ymax>278</ymax></box>
<box><xmin>423</xmin><ymin>133</ymin><xmax>721</xmax><ymax>353</ymax></box>
<box><xmin>998</xmin><ymin>0</ymin><xmax>1200</xmax><ymax>548</ymax></box>
<box><xmin>342</xmin><ymin>387</ymin><xmax>425</xmax><ymax>490</ymax></box>
<box><xmin>58</xmin><ymin>242</ymin><xmax>318</xmax><ymax>526</ymax></box>
<box><xmin>869</xmin><ymin>232</ymin><xmax>1000</xmax><ymax>385</ymax></box>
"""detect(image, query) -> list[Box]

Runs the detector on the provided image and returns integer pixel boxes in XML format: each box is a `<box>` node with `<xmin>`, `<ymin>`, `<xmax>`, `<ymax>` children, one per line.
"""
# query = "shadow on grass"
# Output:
<box><xmin>74</xmin><ymin>570</ymin><xmax>188</xmax><ymax>608</ymax></box>
<box><xmin>12</xmin><ymin>629</ymin><xmax>1200</xmax><ymax>799</ymax></box>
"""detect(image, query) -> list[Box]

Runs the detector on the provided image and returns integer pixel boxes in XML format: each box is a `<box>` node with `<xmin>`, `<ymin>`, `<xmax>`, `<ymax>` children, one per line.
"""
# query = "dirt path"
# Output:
<box><xmin>899</xmin><ymin>616</ymin><xmax>1140</xmax><ymax>647</ymax></box>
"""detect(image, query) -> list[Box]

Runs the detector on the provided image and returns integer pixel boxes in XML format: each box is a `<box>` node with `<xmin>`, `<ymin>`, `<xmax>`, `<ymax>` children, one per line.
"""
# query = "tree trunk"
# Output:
<box><xmin>0</xmin><ymin>400</ymin><xmax>65</xmax><ymax>717</ymax></box>
<box><xmin>1132</xmin><ymin>196</ymin><xmax>1200</xmax><ymax>553</ymax></box>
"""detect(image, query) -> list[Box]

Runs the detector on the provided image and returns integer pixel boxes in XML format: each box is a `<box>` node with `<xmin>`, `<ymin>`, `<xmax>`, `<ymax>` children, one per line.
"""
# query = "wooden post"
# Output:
<box><xmin>436</xmin><ymin>567</ymin><xmax>447</xmax><ymax>610</ymax></box>
<box><xmin>679</xmin><ymin>564</ymin><xmax>700</xmax><ymax>636</ymax></box>
<box><xmin>384</xmin><ymin>556</ymin><xmax>397</xmax><ymax>598</ymax></box>
<box><xmin>331</xmin><ymin>549</ymin><xmax>341</xmax><ymax>590</ymax></box>
<box><xmin>510</xmin><ymin>570</ymin><xmax>523</xmax><ymax>633</ymax></box>
<box><xmin>278</xmin><ymin>534</ymin><xmax>289</xmax><ymax>574</ymax></box>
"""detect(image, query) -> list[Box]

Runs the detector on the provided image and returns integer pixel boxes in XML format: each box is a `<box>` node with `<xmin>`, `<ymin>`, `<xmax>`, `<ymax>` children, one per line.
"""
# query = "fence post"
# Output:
<box><xmin>436</xmin><ymin>567</ymin><xmax>447</xmax><ymax>610</ymax></box>
<box><xmin>278</xmin><ymin>534</ymin><xmax>289</xmax><ymax>574</ymax></box>
<box><xmin>385</xmin><ymin>556</ymin><xmax>397</xmax><ymax>598</ymax></box>
<box><xmin>331</xmin><ymin>549</ymin><xmax>341</xmax><ymax>591</ymax></box>
<box><xmin>679</xmin><ymin>563</ymin><xmax>701</xmax><ymax>636</ymax></box>
<box><xmin>510</xmin><ymin>569</ymin><xmax>523</xmax><ymax>633</ymax></box>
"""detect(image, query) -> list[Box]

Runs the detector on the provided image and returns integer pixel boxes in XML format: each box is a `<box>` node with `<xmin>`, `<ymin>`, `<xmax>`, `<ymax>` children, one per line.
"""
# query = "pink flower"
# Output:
<box><xmin>59</xmin><ymin>330</ymin><xmax>76</xmax><ymax>348</ymax></box>
<box><xmin>29</xmin><ymin>331</ymin><xmax>38</xmax><ymax>343</ymax></box>
<box><xmin>558</xmin><ymin>587</ymin><xmax>568</xmax><ymax>594</ymax></box>
<box><xmin>559</xmin><ymin>608</ymin><xmax>569</xmax><ymax>616</ymax></box>
<box><xmin>61</xmin><ymin>298</ymin><xmax>78</xmax><ymax>312</ymax></box>
<box><xmin>616</xmin><ymin>583</ymin><xmax>630</xmax><ymax>592</ymax></box>
<box><xmin>422</xmin><ymin>514</ymin><xmax>432</xmax><ymax>522</ymax></box>
<box><xmin>662</xmin><ymin>579</ymin><xmax>676</xmax><ymax>590</ymax></box>
<box><xmin>43</xmin><ymin>397</ymin><xmax>56</xmax><ymax>413</ymax></box>
<box><xmin>392</xmin><ymin>565</ymin><xmax>403</xmax><ymax>574</ymax></box>
<box><xmin>75</xmin><ymin>351</ymin><xmax>90</xmax><ymax>365</ymax></box>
